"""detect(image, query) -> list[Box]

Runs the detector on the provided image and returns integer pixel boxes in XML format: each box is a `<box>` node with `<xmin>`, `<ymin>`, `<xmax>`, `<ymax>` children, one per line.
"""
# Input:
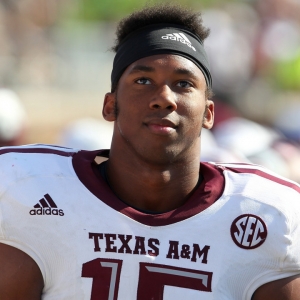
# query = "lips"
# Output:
<box><xmin>144</xmin><ymin>118</ymin><xmax>178</xmax><ymax>135</ymax></box>
<box><xmin>147</xmin><ymin>118</ymin><xmax>177</xmax><ymax>128</ymax></box>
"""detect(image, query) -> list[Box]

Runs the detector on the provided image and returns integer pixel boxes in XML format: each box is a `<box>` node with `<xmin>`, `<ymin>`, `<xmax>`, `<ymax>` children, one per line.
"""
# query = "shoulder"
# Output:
<box><xmin>0</xmin><ymin>144</ymin><xmax>78</xmax><ymax>165</ymax></box>
<box><xmin>204</xmin><ymin>161</ymin><xmax>300</xmax><ymax>230</ymax></box>
<box><xmin>0</xmin><ymin>144</ymin><xmax>77</xmax><ymax>159</ymax></box>
<box><xmin>0</xmin><ymin>144</ymin><xmax>79</xmax><ymax>191</ymax></box>
<box><xmin>212</xmin><ymin>162</ymin><xmax>300</xmax><ymax>250</ymax></box>
<box><xmin>209</xmin><ymin>161</ymin><xmax>300</xmax><ymax>198</ymax></box>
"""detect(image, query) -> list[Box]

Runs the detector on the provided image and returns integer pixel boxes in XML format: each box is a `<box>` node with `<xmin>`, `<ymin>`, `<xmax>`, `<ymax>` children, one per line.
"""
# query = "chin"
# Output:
<box><xmin>137</xmin><ymin>146</ymin><xmax>185</xmax><ymax>165</ymax></box>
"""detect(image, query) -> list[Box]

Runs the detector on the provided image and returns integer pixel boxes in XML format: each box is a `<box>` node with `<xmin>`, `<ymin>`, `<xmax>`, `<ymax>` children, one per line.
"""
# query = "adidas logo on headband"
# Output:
<box><xmin>162</xmin><ymin>32</ymin><xmax>196</xmax><ymax>51</ymax></box>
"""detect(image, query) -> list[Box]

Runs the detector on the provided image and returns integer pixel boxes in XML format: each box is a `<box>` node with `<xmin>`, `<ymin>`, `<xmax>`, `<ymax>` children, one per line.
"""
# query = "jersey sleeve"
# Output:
<box><xmin>283</xmin><ymin>186</ymin><xmax>300</xmax><ymax>271</ymax></box>
<box><xmin>0</xmin><ymin>145</ymin><xmax>78</xmax><ymax>288</ymax></box>
<box><xmin>0</xmin><ymin>149</ymin><xmax>47</xmax><ymax>279</ymax></box>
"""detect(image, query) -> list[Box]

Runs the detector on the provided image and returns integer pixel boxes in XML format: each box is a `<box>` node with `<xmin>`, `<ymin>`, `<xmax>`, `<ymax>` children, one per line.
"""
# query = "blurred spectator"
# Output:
<box><xmin>273</xmin><ymin>139</ymin><xmax>300</xmax><ymax>183</ymax></box>
<box><xmin>0</xmin><ymin>88</ymin><xmax>27</xmax><ymax>146</ymax></box>
<box><xmin>0</xmin><ymin>0</ymin><xmax>65</xmax><ymax>86</ymax></box>
<box><xmin>202</xmin><ymin>6</ymin><xmax>256</xmax><ymax>99</ymax></box>
<box><xmin>201</xmin><ymin>128</ymin><xmax>248</xmax><ymax>163</ymax></box>
<box><xmin>213</xmin><ymin>117</ymin><xmax>279</xmax><ymax>157</ymax></box>
<box><xmin>274</xmin><ymin>103</ymin><xmax>300</xmax><ymax>143</ymax></box>
<box><xmin>212</xmin><ymin>117</ymin><xmax>291</xmax><ymax>177</ymax></box>
<box><xmin>58</xmin><ymin>117</ymin><xmax>112</xmax><ymax>150</ymax></box>
<box><xmin>253</xmin><ymin>0</ymin><xmax>300</xmax><ymax>90</ymax></box>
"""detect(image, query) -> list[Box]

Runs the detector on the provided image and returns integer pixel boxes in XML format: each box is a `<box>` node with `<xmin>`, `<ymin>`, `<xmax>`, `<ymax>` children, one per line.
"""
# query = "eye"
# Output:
<box><xmin>136</xmin><ymin>78</ymin><xmax>151</xmax><ymax>85</ymax></box>
<box><xmin>176</xmin><ymin>81</ymin><xmax>192</xmax><ymax>88</ymax></box>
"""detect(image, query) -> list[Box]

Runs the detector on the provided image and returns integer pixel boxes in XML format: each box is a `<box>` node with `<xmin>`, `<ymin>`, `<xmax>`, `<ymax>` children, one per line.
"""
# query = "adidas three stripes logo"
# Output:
<box><xmin>29</xmin><ymin>194</ymin><xmax>64</xmax><ymax>216</ymax></box>
<box><xmin>161</xmin><ymin>32</ymin><xmax>196</xmax><ymax>51</ymax></box>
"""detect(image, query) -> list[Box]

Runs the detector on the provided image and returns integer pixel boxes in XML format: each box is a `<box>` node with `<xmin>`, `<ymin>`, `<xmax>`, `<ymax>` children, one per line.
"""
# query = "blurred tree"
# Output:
<box><xmin>70</xmin><ymin>0</ymin><xmax>217</xmax><ymax>21</ymax></box>
<box><xmin>272</xmin><ymin>52</ymin><xmax>300</xmax><ymax>91</ymax></box>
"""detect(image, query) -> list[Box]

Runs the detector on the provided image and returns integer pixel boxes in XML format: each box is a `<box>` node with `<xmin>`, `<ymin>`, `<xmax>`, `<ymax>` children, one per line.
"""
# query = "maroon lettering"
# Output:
<box><xmin>82</xmin><ymin>258</ymin><xmax>122</xmax><ymax>300</ymax></box>
<box><xmin>148</xmin><ymin>238</ymin><xmax>159</xmax><ymax>256</ymax></box>
<box><xmin>82</xmin><ymin>260</ymin><xmax>213</xmax><ymax>299</ymax></box>
<box><xmin>52</xmin><ymin>209</ymin><xmax>58</xmax><ymax>215</ymax></box>
<box><xmin>231</xmin><ymin>214</ymin><xmax>267</xmax><ymax>249</ymax></box>
<box><xmin>166</xmin><ymin>241</ymin><xmax>179</xmax><ymax>259</ymax></box>
<box><xmin>44</xmin><ymin>208</ymin><xmax>51</xmax><ymax>215</ymax></box>
<box><xmin>105</xmin><ymin>234</ymin><xmax>117</xmax><ymax>253</ymax></box>
<box><xmin>137</xmin><ymin>263</ymin><xmax>213</xmax><ymax>298</ymax></box>
<box><xmin>180</xmin><ymin>244</ymin><xmax>191</xmax><ymax>259</ymax></box>
<box><xmin>133</xmin><ymin>236</ymin><xmax>146</xmax><ymax>255</ymax></box>
<box><xmin>191</xmin><ymin>244</ymin><xmax>210</xmax><ymax>263</ymax></box>
<box><xmin>89</xmin><ymin>232</ymin><xmax>104</xmax><ymax>252</ymax></box>
<box><xmin>118</xmin><ymin>234</ymin><xmax>132</xmax><ymax>254</ymax></box>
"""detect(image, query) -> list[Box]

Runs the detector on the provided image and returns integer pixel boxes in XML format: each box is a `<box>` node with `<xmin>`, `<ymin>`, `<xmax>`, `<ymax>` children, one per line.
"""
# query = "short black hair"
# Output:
<box><xmin>111</xmin><ymin>4</ymin><xmax>213</xmax><ymax>98</ymax></box>
<box><xmin>112</xmin><ymin>4</ymin><xmax>210</xmax><ymax>52</ymax></box>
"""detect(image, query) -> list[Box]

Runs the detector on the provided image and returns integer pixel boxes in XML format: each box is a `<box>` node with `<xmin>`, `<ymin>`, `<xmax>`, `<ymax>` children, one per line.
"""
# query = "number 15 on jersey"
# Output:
<box><xmin>82</xmin><ymin>258</ymin><xmax>213</xmax><ymax>299</ymax></box>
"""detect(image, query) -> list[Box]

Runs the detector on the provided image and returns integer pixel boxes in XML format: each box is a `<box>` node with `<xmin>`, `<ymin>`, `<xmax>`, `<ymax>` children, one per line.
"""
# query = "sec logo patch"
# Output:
<box><xmin>230</xmin><ymin>214</ymin><xmax>267</xmax><ymax>249</ymax></box>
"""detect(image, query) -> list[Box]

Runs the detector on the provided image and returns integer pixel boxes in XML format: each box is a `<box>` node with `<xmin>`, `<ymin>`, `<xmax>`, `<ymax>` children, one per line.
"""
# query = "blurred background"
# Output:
<box><xmin>0</xmin><ymin>0</ymin><xmax>300</xmax><ymax>182</ymax></box>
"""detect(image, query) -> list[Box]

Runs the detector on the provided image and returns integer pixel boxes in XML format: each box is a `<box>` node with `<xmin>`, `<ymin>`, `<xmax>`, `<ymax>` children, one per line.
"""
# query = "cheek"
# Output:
<box><xmin>115</xmin><ymin>100</ymin><xmax>143</xmax><ymax>134</ymax></box>
<box><xmin>179</xmin><ymin>98</ymin><xmax>206</xmax><ymax>133</ymax></box>
<box><xmin>181</xmin><ymin>96</ymin><xmax>205</xmax><ymax>120</ymax></box>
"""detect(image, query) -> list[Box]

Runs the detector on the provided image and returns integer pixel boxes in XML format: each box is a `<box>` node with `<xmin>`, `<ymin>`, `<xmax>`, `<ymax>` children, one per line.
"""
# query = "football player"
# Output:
<box><xmin>0</xmin><ymin>4</ymin><xmax>299</xmax><ymax>300</ymax></box>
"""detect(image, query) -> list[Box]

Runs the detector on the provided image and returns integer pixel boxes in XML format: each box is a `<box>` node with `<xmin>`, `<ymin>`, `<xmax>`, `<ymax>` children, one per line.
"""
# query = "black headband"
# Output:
<box><xmin>111</xmin><ymin>24</ymin><xmax>212</xmax><ymax>88</ymax></box>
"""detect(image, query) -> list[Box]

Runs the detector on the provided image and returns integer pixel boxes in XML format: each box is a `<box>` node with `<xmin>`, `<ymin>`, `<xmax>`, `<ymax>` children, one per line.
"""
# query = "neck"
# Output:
<box><xmin>106</xmin><ymin>144</ymin><xmax>201</xmax><ymax>213</ymax></box>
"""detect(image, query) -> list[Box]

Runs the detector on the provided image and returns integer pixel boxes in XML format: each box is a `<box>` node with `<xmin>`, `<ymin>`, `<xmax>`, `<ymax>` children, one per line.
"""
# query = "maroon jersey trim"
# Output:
<box><xmin>224</xmin><ymin>166</ymin><xmax>300</xmax><ymax>193</ymax></box>
<box><xmin>72</xmin><ymin>150</ymin><xmax>225</xmax><ymax>226</ymax></box>
<box><xmin>0</xmin><ymin>145</ymin><xmax>75</xmax><ymax>157</ymax></box>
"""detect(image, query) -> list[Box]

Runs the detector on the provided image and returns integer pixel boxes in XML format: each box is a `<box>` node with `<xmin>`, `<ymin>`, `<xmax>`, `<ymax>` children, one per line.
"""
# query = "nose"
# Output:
<box><xmin>149</xmin><ymin>85</ymin><xmax>177</xmax><ymax>111</ymax></box>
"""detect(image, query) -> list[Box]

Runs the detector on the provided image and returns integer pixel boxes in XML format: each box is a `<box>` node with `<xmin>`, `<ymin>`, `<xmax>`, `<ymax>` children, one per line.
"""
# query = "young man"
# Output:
<box><xmin>0</xmin><ymin>4</ymin><xmax>300</xmax><ymax>300</ymax></box>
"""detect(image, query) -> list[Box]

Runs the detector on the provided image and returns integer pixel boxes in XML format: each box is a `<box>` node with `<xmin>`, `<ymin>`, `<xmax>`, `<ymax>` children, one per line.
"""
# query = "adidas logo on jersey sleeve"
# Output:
<box><xmin>161</xmin><ymin>32</ymin><xmax>196</xmax><ymax>51</ymax></box>
<box><xmin>29</xmin><ymin>194</ymin><xmax>64</xmax><ymax>216</ymax></box>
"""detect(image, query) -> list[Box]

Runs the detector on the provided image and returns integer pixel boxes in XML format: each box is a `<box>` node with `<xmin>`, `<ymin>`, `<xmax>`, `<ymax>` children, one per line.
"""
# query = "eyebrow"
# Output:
<box><xmin>128</xmin><ymin>65</ymin><xmax>155</xmax><ymax>74</ymax></box>
<box><xmin>128</xmin><ymin>64</ymin><xmax>199</xmax><ymax>79</ymax></box>
<box><xmin>173</xmin><ymin>67</ymin><xmax>198</xmax><ymax>79</ymax></box>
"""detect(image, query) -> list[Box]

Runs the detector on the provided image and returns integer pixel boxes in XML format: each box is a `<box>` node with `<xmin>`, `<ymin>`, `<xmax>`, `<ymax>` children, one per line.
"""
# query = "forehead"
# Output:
<box><xmin>124</xmin><ymin>54</ymin><xmax>206</xmax><ymax>82</ymax></box>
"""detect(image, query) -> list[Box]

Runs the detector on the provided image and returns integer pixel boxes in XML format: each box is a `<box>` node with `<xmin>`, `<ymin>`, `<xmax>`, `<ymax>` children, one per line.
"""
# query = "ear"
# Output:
<box><xmin>202</xmin><ymin>100</ymin><xmax>214</xmax><ymax>129</ymax></box>
<box><xmin>102</xmin><ymin>92</ymin><xmax>116</xmax><ymax>122</ymax></box>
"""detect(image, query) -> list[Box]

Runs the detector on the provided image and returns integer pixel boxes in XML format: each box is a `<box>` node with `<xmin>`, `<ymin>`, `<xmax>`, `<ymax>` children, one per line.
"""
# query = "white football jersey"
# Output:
<box><xmin>0</xmin><ymin>144</ymin><xmax>300</xmax><ymax>300</ymax></box>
